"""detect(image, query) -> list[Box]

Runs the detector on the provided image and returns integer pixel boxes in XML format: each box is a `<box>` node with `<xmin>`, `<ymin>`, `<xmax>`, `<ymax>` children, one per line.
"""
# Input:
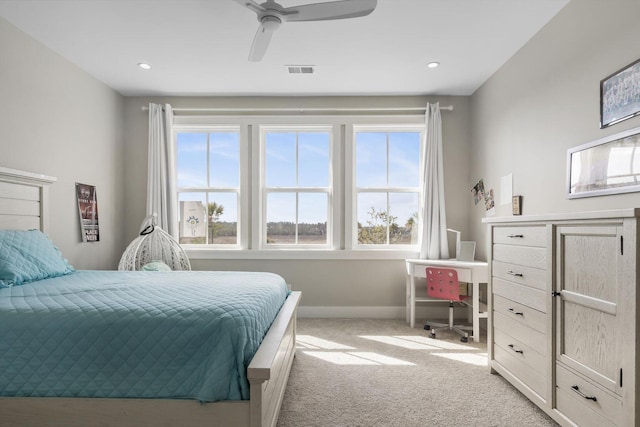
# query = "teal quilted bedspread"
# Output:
<box><xmin>0</xmin><ymin>270</ymin><xmax>288</xmax><ymax>402</ymax></box>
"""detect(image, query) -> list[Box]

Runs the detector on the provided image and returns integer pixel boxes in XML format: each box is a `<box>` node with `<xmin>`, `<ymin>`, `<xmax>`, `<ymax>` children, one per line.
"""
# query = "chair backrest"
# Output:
<box><xmin>426</xmin><ymin>267</ymin><xmax>464</xmax><ymax>302</ymax></box>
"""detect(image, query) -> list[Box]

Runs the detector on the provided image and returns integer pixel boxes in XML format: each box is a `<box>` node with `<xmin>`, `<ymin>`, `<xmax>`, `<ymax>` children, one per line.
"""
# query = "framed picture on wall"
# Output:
<box><xmin>76</xmin><ymin>183</ymin><xmax>100</xmax><ymax>242</ymax></box>
<box><xmin>567</xmin><ymin>125</ymin><xmax>640</xmax><ymax>198</ymax></box>
<box><xmin>600</xmin><ymin>58</ymin><xmax>640</xmax><ymax>128</ymax></box>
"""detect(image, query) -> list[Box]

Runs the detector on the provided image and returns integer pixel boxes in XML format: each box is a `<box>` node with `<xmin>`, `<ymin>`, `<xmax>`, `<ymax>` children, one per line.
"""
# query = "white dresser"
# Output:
<box><xmin>484</xmin><ymin>209</ymin><xmax>640</xmax><ymax>427</ymax></box>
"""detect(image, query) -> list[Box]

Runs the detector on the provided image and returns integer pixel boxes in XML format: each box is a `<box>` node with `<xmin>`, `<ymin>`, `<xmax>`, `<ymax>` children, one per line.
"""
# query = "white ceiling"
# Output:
<box><xmin>0</xmin><ymin>0</ymin><xmax>569</xmax><ymax>97</ymax></box>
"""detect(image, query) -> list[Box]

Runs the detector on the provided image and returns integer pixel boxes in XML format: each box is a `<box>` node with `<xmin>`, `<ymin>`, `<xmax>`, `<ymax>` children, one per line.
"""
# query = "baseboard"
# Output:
<box><xmin>297</xmin><ymin>305</ymin><xmax>469</xmax><ymax>320</ymax></box>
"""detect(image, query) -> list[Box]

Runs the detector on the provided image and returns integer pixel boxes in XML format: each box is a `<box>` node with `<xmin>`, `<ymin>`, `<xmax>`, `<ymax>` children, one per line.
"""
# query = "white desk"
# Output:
<box><xmin>405</xmin><ymin>258</ymin><xmax>489</xmax><ymax>342</ymax></box>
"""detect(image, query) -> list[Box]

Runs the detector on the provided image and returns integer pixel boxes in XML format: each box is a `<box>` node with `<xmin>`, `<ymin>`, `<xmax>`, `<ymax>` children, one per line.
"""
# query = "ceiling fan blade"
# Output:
<box><xmin>234</xmin><ymin>0</ymin><xmax>266</xmax><ymax>14</ymax></box>
<box><xmin>248</xmin><ymin>23</ymin><xmax>275</xmax><ymax>62</ymax></box>
<box><xmin>282</xmin><ymin>0</ymin><xmax>377</xmax><ymax>22</ymax></box>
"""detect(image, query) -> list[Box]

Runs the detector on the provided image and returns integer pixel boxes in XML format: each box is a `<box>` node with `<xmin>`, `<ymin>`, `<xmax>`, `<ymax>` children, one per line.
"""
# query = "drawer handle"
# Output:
<box><xmin>506</xmin><ymin>270</ymin><xmax>524</xmax><ymax>277</ymax></box>
<box><xmin>508</xmin><ymin>308</ymin><xmax>524</xmax><ymax>316</ymax></box>
<box><xmin>508</xmin><ymin>344</ymin><xmax>524</xmax><ymax>354</ymax></box>
<box><xmin>571</xmin><ymin>385</ymin><xmax>597</xmax><ymax>402</ymax></box>
<box><xmin>507</xmin><ymin>234</ymin><xmax>524</xmax><ymax>238</ymax></box>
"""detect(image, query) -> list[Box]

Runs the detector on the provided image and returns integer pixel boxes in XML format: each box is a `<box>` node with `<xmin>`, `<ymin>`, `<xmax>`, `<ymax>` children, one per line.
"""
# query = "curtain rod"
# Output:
<box><xmin>140</xmin><ymin>105</ymin><xmax>454</xmax><ymax>113</ymax></box>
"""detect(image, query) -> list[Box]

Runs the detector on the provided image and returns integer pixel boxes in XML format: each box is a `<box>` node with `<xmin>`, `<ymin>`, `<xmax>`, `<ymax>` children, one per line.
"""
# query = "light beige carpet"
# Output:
<box><xmin>277</xmin><ymin>318</ymin><xmax>557</xmax><ymax>427</ymax></box>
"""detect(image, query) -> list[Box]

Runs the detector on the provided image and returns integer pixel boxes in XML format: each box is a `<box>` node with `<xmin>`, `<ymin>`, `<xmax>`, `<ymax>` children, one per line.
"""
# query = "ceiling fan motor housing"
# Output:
<box><xmin>260</xmin><ymin>15</ymin><xmax>282</xmax><ymax>30</ymax></box>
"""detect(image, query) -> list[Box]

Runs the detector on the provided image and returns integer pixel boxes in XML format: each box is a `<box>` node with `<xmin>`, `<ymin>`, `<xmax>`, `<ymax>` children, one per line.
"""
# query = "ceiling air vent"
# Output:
<box><xmin>287</xmin><ymin>65</ymin><xmax>315</xmax><ymax>74</ymax></box>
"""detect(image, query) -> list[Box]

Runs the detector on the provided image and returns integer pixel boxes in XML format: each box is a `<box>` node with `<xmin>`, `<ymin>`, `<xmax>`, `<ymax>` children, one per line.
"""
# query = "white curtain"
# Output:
<box><xmin>420</xmin><ymin>102</ymin><xmax>449</xmax><ymax>259</ymax></box>
<box><xmin>146</xmin><ymin>103</ymin><xmax>178</xmax><ymax>237</ymax></box>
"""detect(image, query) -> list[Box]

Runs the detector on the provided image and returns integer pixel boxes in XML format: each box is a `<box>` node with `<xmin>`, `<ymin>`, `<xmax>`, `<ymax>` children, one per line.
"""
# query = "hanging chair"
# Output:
<box><xmin>118</xmin><ymin>215</ymin><xmax>191</xmax><ymax>271</ymax></box>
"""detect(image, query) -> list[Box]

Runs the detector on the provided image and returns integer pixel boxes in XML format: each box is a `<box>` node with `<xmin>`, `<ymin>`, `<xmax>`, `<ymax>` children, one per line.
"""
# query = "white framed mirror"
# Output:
<box><xmin>567</xmin><ymin>125</ymin><xmax>640</xmax><ymax>198</ymax></box>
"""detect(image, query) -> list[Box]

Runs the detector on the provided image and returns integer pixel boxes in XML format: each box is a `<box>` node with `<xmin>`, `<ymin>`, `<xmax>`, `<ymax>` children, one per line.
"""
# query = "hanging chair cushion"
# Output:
<box><xmin>141</xmin><ymin>260</ymin><xmax>172</xmax><ymax>271</ymax></box>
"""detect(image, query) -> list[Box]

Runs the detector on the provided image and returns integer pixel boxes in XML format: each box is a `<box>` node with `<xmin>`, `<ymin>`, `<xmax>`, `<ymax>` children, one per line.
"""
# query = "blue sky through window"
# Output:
<box><xmin>356</xmin><ymin>131</ymin><xmax>420</xmax><ymax>226</ymax></box>
<box><xmin>265</xmin><ymin>131</ymin><xmax>330</xmax><ymax>224</ymax></box>
<box><xmin>177</xmin><ymin>132</ymin><xmax>239</xmax><ymax>222</ymax></box>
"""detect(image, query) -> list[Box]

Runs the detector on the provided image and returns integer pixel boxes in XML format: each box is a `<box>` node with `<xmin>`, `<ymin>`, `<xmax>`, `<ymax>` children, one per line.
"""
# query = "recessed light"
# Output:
<box><xmin>138</xmin><ymin>63</ymin><xmax>152</xmax><ymax>70</ymax></box>
<box><xmin>427</xmin><ymin>61</ymin><xmax>440</xmax><ymax>69</ymax></box>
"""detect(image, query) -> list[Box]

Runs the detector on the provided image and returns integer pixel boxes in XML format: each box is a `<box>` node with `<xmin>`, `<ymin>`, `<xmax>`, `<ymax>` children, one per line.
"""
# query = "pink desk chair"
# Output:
<box><xmin>423</xmin><ymin>267</ymin><xmax>473</xmax><ymax>343</ymax></box>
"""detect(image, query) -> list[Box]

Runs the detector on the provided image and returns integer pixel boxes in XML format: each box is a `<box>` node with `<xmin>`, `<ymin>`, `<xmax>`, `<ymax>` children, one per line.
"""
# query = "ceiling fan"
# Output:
<box><xmin>234</xmin><ymin>0</ymin><xmax>377</xmax><ymax>62</ymax></box>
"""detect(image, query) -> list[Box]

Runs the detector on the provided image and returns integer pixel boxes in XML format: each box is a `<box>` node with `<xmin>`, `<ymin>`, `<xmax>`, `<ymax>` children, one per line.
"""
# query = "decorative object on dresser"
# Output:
<box><xmin>483</xmin><ymin>209</ymin><xmax>640</xmax><ymax>427</ymax></box>
<box><xmin>567</xmin><ymin>125</ymin><xmax>640</xmax><ymax>199</ymax></box>
<box><xmin>512</xmin><ymin>195</ymin><xmax>522</xmax><ymax>215</ymax></box>
<box><xmin>600</xmin><ymin>57</ymin><xmax>640</xmax><ymax>128</ymax></box>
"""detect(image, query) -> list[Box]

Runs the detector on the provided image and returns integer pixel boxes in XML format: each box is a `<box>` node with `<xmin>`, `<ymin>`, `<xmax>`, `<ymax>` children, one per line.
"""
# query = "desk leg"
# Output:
<box><xmin>410</xmin><ymin>273</ymin><xmax>416</xmax><ymax>328</ymax></box>
<box><xmin>405</xmin><ymin>275</ymin><xmax>410</xmax><ymax>323</ymax></box>
<box><xmin>472</xmin><ymin>281</ymin><xmax>480</xmax><ymax>343</ymax></box>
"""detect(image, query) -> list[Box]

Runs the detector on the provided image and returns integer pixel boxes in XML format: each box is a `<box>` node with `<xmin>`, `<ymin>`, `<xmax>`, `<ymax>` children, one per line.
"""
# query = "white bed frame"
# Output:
<box><xmin>0</xmin><ymin>166</ymin><xmax>301</xmax><ymax>427</ymax></box>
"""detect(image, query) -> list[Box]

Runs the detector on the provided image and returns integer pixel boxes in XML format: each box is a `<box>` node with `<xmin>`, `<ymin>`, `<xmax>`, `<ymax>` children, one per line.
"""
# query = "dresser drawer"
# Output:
<box><xmin>492</xmin><ymin>260</ymin><xmax>547</xmax><ymax>292</ymax></box>
<box><xmin>555</xmin><ymin>364</ymin><xmax>621</xmax><ymax>427</ymax></box>
<box><xmin>493</xmin><ymin>311</ymin><xmax>546</xmax><ymax>353</ymax></box>
<box><xmin>493</xmin><ymin>278</ymin><xmax>546</xmax><ymax>313</ymax></box>
<box><xmin>494</xmin><ymin>344</ymin><xmax>547</xmax><ymax>400</ymax></box>
<box><xmin>494</xmin><ymin>328</ymin><xmax>547</xmax><ymax>376</ymax></box>
<box><xmin>493</xmin><ymin>226</ymin><xmax>547</xmax><ymax>247</ymax></box>
<box><xmin>493</xmin><ymin>294</ymin><xmax>546</xmax><ymax>334</ymax></box>
<box><xmin>493</xmin><ymin>244</ymin><xmax>546</xmax><ymax>269</ymax></box>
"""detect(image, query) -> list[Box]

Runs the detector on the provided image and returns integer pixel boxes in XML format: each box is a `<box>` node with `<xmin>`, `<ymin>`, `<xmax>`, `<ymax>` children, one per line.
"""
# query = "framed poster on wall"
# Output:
<box><xmin>76</xmin><ymin>183</ymin><xmax>100</xmax><ymax>242</ymax></box>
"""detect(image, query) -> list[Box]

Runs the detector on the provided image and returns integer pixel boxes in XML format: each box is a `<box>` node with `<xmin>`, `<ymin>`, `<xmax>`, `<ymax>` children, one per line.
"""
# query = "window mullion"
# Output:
<box><xmin>295</xmin><ymin>132</ymin><xmax>299</xmax><ymax>244</ymax></box>
<box><xmin>206</xmin><ymin>133</ymin><xmax>211</xmax><ymax>245</ymax></box>
<box><xmin>386</xmin><ymin>132</ymin><xmax>390</xmax><ymax>245</ymax></box>
<box><xmin>386</xmin><ymin>192</ymin><xmax>390</xmax><ymax>245</ymax></box>
<box><xmin>386</xmin><ymin>132</ymin><xmax>390</xmax><ymax>187</ymax></box>
<box><xmin>295</xmin><ymin>192</ymin><xmax>299</xmax><ymax>245</ymax></box>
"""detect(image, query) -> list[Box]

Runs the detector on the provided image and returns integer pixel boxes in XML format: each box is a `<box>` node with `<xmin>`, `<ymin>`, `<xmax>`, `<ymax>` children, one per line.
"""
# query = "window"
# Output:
<box><xmin>176</xmin><ymin>128</ymin><xmax>240</xmax><ymax>246</ymax></box>
<box><xmin>353</xmin><ymin>127</ymin><xmax>422</xmax><ymax>248</ymax></box>
<box><xmin>172</xmin><ymin>117</ymin><xmax>425</xmax><ymax>258</ymax></box>
<box><xmin>261</xmin><ymin>127</ymin><xmax>332</xmax><ymax>248</ymax></box>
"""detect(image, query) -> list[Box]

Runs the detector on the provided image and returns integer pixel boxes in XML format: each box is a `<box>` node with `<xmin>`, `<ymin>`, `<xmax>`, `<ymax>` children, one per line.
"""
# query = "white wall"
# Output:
<box><xmin>469</xmin><ymin>0</ymin><xmax>640</xmax><ymax>259</ymax></box>
<box><xmin>123</xmin><ymin>96</ymin><xmax>473</xmax><ymax>312</ymax></box>
<box><xmin>0</xmin><ymin>16</ymin><xmax>126</xmax><ymax>269</ymax></box>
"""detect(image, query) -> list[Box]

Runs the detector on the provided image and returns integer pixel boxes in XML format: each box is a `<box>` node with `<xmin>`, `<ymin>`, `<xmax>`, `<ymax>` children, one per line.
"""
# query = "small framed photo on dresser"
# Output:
<box><xmin>512</xmin><ymin>195</ymin><xmax>522</xmax><ymax>215</ymax></box>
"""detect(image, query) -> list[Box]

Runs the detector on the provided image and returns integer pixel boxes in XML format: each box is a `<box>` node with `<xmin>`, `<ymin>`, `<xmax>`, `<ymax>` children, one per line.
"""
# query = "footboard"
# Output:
<box><xmin>248</xmin><ymin>291</ymin><xmax>301</xmax><ymax>427</ymax></box>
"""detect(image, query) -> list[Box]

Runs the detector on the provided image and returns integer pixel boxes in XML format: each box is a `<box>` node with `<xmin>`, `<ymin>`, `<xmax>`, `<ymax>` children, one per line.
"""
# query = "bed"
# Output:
<box><xmin>0</xmin><ymin>166</ymin><xmax>301</xmax><ymax>427</ymax></box>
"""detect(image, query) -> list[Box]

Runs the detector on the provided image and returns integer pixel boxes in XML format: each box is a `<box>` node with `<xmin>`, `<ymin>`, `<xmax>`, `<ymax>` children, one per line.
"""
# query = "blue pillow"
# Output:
<box><xmin>0</xmin><ymin>229</ymin><xmax>75</xmax><ymax>287</ymax></box>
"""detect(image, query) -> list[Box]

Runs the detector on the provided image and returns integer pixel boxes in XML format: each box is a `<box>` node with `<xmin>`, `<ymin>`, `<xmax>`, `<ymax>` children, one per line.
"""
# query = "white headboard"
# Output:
<box><xmin>0</xmin><ymin>167</ymin><xmax>57</xmax><ymax>232</ymax></box>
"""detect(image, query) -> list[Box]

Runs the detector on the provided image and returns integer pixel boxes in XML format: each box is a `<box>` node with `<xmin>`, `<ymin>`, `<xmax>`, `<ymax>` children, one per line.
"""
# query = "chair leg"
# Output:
<box><xmin>424</xmin><ymin>320</ymin><xmax>447</xmax><ymax>339</ymax></box>
<box><xmin>426</xmin><ymin>301</ymin><xmax>474</xmax><ymax>342</ymax></box>
<box><xmin>452</xmin><ymin>324</ymin><xmax>473</xmax><ymax>343</ymax></box>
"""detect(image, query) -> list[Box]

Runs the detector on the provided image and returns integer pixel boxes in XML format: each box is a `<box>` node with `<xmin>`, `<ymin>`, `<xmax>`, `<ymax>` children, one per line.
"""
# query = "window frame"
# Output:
<box><xmin>346</xmin><ymin>124</ymin><xmax>424</xmax><ymax>251</ymax></box>
<box><xmin>255</xmin><ymin>124</ymin><xmax>338</xmax><ymax>250</ymax></box>
<box><xmin>173</xmin><ymin>115</ymin><xmax>425</xmax><ymax>260</ymax></box>
<box><xmin>173</xmin><ymin>124</ymin><xmax>248</xmax><ymax>250</ymax></box>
